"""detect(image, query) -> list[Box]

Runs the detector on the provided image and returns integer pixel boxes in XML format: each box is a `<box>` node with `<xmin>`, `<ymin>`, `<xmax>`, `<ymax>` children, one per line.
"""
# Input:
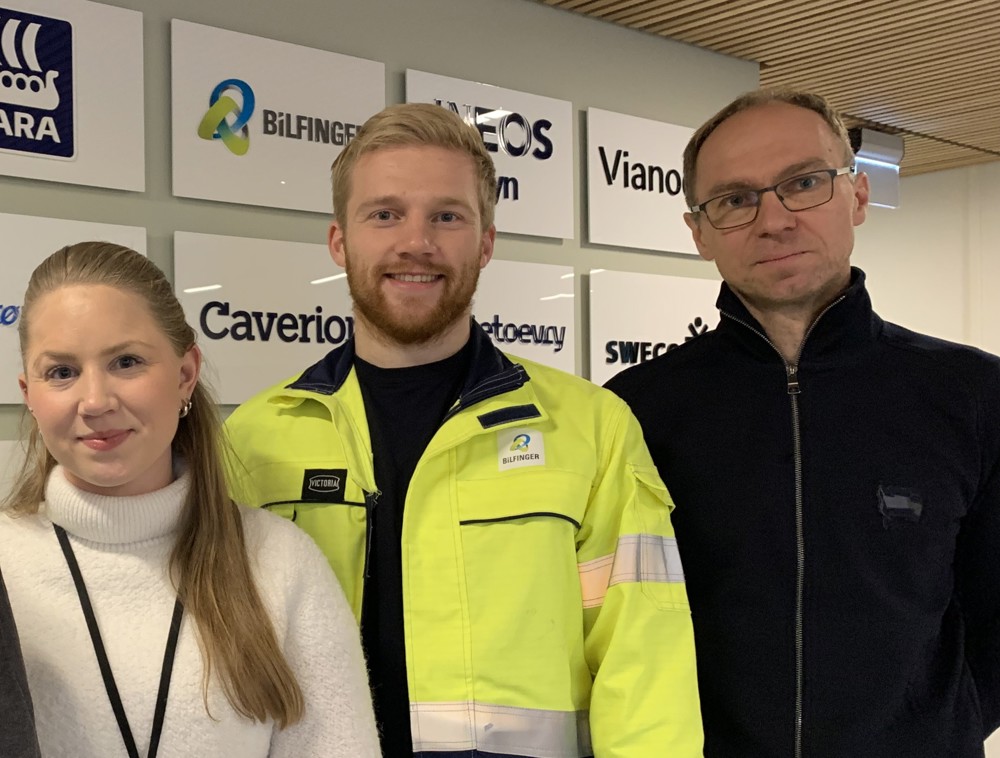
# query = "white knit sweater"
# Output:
<box><xmin>0</xmin><ymin>467</ymin><xmax>380</xmax><ymax>757</ymax></box>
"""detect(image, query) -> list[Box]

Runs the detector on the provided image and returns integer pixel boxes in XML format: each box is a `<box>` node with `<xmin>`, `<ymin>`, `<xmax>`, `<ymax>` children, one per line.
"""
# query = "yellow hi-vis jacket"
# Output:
<box><xmin>225</xmin><ymin>329</ymin><xmax>703</xmax><ymax>757</ymax></box>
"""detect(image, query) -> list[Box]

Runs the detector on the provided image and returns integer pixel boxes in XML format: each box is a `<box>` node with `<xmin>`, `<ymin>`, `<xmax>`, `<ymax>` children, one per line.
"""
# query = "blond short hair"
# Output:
<box><xmin>331</xmin><ymin>102</ymin><xmax>497</xmax><ymax>231</ymax></box>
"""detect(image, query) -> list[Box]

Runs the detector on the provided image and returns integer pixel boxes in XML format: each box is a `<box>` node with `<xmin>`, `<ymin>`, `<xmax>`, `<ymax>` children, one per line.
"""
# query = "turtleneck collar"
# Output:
<box><xmin>715</xmin><ymin>266</ymin><xmax>883</xmax><ymax>364</ymax></box>
<box><xmin>43</xmin><ymin>466</ymin><xmax>189</xmax><ymax>546</ymax></box>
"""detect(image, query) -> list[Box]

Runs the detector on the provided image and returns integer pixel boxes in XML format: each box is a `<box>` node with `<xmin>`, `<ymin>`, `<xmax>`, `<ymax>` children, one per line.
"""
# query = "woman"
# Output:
<box><xmin>0</xmin><ymin>243</ymin><xmax>379</xmax><ymax>757</ymax></box>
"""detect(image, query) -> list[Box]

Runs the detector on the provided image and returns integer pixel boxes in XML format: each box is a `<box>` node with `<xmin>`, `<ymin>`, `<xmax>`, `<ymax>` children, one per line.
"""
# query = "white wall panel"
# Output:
<box><xmin>0</xmin><ymin>0</ymin><xmax>144</xmax><ymax>190</ymax></box>
<box><xmin>474</xmin><ymin>259</ymin><xmax>575</xmax><ymax>374</ymax></box>
<box><xmin>175</xmin><ymin>231</ymin><xmax>349</xmax><ymax>404</ymax></box>
<box><xmin>171</xmin><ymin>20</ymin><xmax>384</xmax><ymax>213</ymax></box>
<box><xmin>590</xmin><ymin>269</ymin><xmax>720</xmax><ymax>386</ymax></box>
<box><xmin>587</xmin><ymin>108</ymin><xmax>695</xmax><ymax>255</ymax></box>
<box><xmin>407</xmin><ymin>70</ymin><xmax>573</xmax><ymax>240</ymax></box>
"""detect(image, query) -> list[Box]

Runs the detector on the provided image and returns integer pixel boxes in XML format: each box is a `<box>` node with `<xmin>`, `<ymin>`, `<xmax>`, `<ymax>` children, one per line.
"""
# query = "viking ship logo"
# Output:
<box><xmin>0</xmin><ymin>16</ymin><xmax>59</xmax><ymax>109</ymax></box>
<box><xmin>0</xmin><ymin>8</ymin><xmax>74</xmax><ymax>159</ymax></box>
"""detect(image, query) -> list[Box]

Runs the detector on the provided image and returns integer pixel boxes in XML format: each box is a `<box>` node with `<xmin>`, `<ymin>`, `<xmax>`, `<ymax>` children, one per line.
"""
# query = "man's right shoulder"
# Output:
<box><xmin>224</xmin><ymin>369</ymin><xmax>333</xmax><ymax>507</ymax></box>
<box><xmin>604</xmin><ymin>326</ymin><xmax>721</xmax><ymax>400</ymax></box>
<box><xmin>229</xmin><ymin>344</ymin><xmax>351</xmax><ymax>433</ymax></box>
<box><xmin>223</xmin><ymin>364</ymin><xmax>332</xmax><ymax>474</ymax></box>
<box><xmin>227</xmin><ymin>372</ymin><xmax>305</xmax><ymax>427</ymax></box>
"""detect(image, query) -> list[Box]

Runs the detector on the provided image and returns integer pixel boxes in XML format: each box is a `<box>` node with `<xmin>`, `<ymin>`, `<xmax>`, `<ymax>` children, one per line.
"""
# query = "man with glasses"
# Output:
<box><xmin>606</xmin><ymin>88</ymin><xmax>1000</xmax><ymax>757</ymax></box>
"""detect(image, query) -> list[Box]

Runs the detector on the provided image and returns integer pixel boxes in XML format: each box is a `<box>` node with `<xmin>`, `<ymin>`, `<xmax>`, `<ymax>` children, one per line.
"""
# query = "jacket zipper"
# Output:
<box><xmin>721</xmin><ymin>296</ymin><xmax>843</xmax><ymax>758</ymax></box>
<box><xmin>362</xmin><ymin>489</ymin><xmax>381</xmax><ymax>581</ymax></box>
<box><xmin>359</xmin><ymin>367</ymin><xmax>524</xmax><ymax>605</ymax></box>
<box><xmin>788</xmin><ymin>365</ymin><xmax>804</xmax><ymax>758</ymax></box>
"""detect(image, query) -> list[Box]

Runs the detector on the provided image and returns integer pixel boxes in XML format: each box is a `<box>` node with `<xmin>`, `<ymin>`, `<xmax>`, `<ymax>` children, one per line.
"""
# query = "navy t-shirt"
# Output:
<box><xmin>354</xmin><ymin>340</ymin><xmax>471</xmax><ymax>756</ymax></box>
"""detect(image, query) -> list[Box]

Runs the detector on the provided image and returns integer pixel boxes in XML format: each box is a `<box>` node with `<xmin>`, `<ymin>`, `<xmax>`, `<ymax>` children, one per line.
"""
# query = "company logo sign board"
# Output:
<box><xmin>0</xmin><ymin>212</ymin><xmax>146</xmax><ymax>403</ymax></box>
<box><xmin>589</xmin><ymin>269</ymin><xmax>720</xmax><ymax>386</ymax></box>
<box><xmin>587</xmin><ymin>108</ymin><xmax>696</xmax><ymax>255</ymax></box>
<box><xmin>171</xmin><ymin>20</ymin><xmax>385</xmax><ymax>213</ymax></box>
<box><xmin>473</xmin><ymin>259</ymin><xmax>575</xmax><ymax>374</ymax></box>
<box><xmin>175</xmin><ymin>231</ymin><xmax>355</xmax><ymax>404</ymax></box>
<box><xmin>406</xmin><ymin>69</ymin><xmax>573</xmax><ymax>240</ymax></box>
<box><xmin>0</xmin><ymin>0</ymin><xmax>143</xmax><ymax>189</ymax></box>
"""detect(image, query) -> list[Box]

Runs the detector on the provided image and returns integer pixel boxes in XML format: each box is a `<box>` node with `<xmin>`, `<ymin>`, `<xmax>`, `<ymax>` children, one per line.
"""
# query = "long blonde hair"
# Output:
<box><xmin>3</xmin><ymin>242</ymin><xmax>304</xmax><ymax>727</ymax></box>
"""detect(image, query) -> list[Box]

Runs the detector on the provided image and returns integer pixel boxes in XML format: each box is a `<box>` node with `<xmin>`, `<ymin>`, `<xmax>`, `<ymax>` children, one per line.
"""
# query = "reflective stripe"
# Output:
<box><xmin>578</xmin><ymin>535</ymin><xmax>685</xmax><ymax>608</ymax></box>
<box><xmin>610</xmin><ymin>533</ymin><xmax>685</xmax><ymax>587</ymax></box>
<box><xmin>578</xmin><ymin>554</ymin><xmax>614</xmax><ymax>609</ymax></box>
<box><xmin>411</xmin><ymin>701</ymin><xmax>592</xmax><ymax>758</ymax></box>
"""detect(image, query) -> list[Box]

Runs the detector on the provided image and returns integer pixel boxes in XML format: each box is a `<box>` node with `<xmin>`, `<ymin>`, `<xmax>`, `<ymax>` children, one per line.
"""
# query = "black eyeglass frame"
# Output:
<box><xmin>688</xmin><ymin>165</ymin><xmax>857</xmax><ymax>230</ymax></box>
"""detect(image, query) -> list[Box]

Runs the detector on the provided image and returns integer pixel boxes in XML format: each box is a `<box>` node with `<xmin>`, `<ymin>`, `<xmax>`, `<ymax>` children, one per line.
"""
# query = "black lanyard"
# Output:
<box><xmin>54</xmin><ymin>524</ymin><xmax>184</xmax><ymax>758</ymax></box>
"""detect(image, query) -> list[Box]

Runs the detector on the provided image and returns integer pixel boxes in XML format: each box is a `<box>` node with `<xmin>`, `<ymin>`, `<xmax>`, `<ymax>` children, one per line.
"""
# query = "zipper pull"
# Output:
<box><xmin>787</xmin><ymin>364</ymin><xmax>801</xmax><ymax>395</ymax></box>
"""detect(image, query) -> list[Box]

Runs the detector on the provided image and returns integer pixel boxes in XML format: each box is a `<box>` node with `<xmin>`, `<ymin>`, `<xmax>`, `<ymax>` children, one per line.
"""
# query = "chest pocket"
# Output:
<box><xmin>455</xmin><ymin>470</ymin><xmax>591</xmax><ymax>702</ymax></box>
<box><xmin>457</xmin><ymin>469</ymin><xmax>589</xmax><ymax>530</ymax></box>
<box><xmin>234</xmin><ymin>461</ymin><xmax>368</xmax><ymax>612</ymax></box>
<box><xmin>235</xmin><ymin>459</ymin><xmax>366</xmax><ymax>511</ymax></box>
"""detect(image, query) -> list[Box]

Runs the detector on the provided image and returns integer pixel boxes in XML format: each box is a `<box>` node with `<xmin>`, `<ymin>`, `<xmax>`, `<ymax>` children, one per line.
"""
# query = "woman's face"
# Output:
<box><xmin>19</xmin><ymin>284</ymin><xmax>199</xmax><ymax>497</ymax></box>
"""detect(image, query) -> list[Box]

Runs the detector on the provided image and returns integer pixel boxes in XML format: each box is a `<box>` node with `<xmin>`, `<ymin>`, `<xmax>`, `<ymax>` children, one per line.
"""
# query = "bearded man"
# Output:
<box><xmin>226</xmin><ymin>103</ymin><xmax>703</xmax><ymax>758</ymax></box>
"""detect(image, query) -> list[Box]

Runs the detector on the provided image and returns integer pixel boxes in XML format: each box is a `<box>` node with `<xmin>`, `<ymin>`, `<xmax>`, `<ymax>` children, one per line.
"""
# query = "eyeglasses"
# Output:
<box><xmin>689</xmin><ymin>166</ymin><xmax>856</xmax><ymax>230</ymax></box>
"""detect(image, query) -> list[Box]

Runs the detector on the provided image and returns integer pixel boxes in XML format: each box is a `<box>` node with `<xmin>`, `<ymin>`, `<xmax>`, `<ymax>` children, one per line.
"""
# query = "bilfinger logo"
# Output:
<box><xmin>510</xmin><ymin>433</ymin><xmax>530</xmax><ymax>452</ymax></box>
<box><xmin>197</xmin><ymin>78</ymin><xmax>254</xmax><ymax>156</ymax></box>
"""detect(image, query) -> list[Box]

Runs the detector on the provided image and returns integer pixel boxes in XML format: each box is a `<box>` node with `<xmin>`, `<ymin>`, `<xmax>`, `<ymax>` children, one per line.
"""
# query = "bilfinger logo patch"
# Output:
<box><xmin>498</xmin><ymin>428</ymin><xmax>545</xmax><ymax>471</ymax></box>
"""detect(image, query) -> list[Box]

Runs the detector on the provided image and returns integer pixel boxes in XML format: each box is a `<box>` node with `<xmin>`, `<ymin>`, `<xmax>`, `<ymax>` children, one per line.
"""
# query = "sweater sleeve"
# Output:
<box><xmin>250</xmin><ymin>512</ymin><xmax>380</xmax><ymax>758</ymax></box>
<box><xmin>581</xmin><ymin>399</ymin><xmax>704</xmax><ymax>756</ymax></box>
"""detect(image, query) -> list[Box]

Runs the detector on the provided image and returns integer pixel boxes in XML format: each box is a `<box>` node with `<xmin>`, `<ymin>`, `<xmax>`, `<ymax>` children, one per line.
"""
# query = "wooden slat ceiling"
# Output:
<box><xmin>538</xmin><ymin>0</ymin><xmax>1000</xmax><ymax>175</ymax></box>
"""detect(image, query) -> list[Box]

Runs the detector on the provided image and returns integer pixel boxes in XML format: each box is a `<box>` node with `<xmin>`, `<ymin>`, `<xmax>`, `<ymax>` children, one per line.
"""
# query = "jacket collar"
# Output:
<box><xmin>715</xmin><ymin>267</ymin><xmax>883</xmax><ymax>364</ymax></box>
<box><xmin>286</xmin><ymin>317</ymin><xmax>529</xmax><ymax>404</ymax></box>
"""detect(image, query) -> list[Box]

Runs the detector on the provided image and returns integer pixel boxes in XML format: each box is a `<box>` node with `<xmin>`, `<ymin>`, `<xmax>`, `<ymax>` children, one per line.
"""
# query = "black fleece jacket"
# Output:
<box><xmin>606</xmin><ymin>268</ymin><xmax>1000</xmax><ymax>758</ymax></box>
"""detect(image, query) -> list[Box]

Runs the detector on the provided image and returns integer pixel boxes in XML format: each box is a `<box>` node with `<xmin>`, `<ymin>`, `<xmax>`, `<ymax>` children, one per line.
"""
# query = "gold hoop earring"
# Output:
<box><xmin>179</xmin><ymin>398</ymin><xmax>193</xmax><ymax>418</ymax></box>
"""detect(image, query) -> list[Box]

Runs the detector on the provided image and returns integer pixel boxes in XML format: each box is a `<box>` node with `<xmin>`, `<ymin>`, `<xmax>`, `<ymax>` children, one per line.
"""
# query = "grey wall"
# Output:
<box><xmin>0</xmin><ymin>0</ymin><xmax>758</xmax><ymax>441</ymax></box>
<box><xmin>853</xmin><ymin>162</ymin><xmax>1000</xmax><ymax>357</ymax></box>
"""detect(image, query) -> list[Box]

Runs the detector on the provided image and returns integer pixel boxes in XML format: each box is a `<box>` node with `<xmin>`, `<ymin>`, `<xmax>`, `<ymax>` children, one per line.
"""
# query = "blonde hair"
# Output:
<box><xmin>4</xmin><ymin>242</ymin><xmax>304</xmax><ymax>728</ymax></box>
<box><xmin>331</xmin><ymin>102</ymin><xmax>497</xmax><ymax>231</ymax></box>
<box><xmin>683</xmin><ymin>87</ymin><xmax>855</xmax><ymax>207</ymax></box>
